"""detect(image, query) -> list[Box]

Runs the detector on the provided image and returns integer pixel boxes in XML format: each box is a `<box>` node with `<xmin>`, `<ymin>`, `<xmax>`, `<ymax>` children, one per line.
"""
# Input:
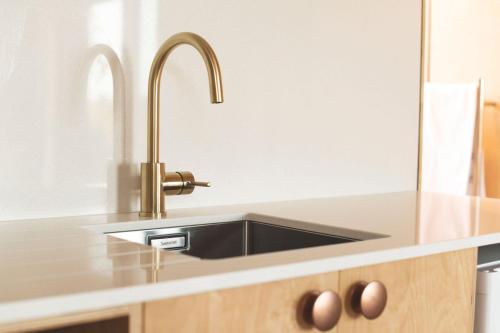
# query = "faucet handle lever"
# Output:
<box><xmin>189</xmin><ymin>181</ymin><xmax>211</xmax><ymax>187</ymax></box>
<box><xmin>163</xmin><ymin>171</ymin><xmax>211</xmax><ymax>196</ymax></box>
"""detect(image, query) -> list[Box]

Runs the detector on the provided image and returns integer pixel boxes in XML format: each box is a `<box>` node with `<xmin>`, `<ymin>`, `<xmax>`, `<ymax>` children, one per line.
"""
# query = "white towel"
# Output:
<box><xmin>417</xmin><ymin>192</ymin><xmax>477</xmax><ymax>244</ymax></box>
<box><xmin>421</xmin><ymin>82</ymin><xmax>482</xmax><ymax>196</ymax></box>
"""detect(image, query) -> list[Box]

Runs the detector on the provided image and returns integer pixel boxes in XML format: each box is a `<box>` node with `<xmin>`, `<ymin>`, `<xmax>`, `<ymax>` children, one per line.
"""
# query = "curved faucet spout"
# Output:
<box><xmin>140</xmin><ymin>32</ymin><xmax>223</xmax><ymax>218</ymax></box>
<box><xmin>147</xmin><ymin>32</ymin><xmax>224</xmax><ymax>163</ymax></box>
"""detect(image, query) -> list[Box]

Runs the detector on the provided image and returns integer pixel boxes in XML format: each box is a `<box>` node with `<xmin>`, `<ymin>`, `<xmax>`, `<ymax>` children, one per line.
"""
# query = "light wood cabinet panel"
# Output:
<box><xmin>337</xmin><ymin>248</ymin><xmax>477</xmax><ymax>333</ymax></box>
<box><xmin>144</xmin><ymin>272</ymin><xmax>340</xmax><ymax>333</ymax></box>
<box><xmin>145</xmin><ymin>249</ymin><xmax>477</xmax><ymax>333</ymax></box>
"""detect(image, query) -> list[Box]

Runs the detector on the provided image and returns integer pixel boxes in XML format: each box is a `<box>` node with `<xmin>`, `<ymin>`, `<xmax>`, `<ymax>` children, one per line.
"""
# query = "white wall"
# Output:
<box><xmin>0</xmin><ymin>0</ymin><xmax>422</xmax><ymax>220</ymax></box>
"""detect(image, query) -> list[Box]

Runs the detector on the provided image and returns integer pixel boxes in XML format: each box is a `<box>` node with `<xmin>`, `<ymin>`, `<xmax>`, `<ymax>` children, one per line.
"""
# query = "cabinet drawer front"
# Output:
<box><xmin>338</xmin><ymin>248</ymin><xmax>477</xmax><ymax>333</ymax></box>
<box><xmin>144</xmin><ymin>272</ymin><xmax>339</xmax><ymax>333</ymax></box>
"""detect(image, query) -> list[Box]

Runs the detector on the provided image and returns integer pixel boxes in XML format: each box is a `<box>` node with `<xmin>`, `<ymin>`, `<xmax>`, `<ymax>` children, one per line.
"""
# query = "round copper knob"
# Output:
<box><xmin>298</xmin><ymin>290</ymin><xmax>342</xmax><ymax>331</ymax></box>
<box><xmin>349</xmin><ymin>280</ymin><xmax>387</xmax><ymax>320</ymax></box>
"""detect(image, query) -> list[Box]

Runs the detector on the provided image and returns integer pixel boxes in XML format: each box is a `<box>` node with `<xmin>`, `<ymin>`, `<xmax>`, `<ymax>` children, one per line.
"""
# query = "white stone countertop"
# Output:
<box><xmin>1</xmin><ymin>191</ymin><xmax>498</xmax><ymax>325</ymax></box>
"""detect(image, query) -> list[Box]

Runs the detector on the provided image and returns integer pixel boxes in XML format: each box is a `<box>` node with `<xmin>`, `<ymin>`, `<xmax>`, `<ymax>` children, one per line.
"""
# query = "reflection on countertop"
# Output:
<box><xmin>1</xmin><ymin>191</ymin><xmax>499</xmax><ymax>324</ymax></box>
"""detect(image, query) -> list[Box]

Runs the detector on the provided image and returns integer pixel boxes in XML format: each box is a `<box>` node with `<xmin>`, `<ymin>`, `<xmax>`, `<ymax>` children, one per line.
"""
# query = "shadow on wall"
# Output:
<box><xmin>83</xmin><ymin>44</ymin><xmax>139</xmax><ymax>213</ymax></box>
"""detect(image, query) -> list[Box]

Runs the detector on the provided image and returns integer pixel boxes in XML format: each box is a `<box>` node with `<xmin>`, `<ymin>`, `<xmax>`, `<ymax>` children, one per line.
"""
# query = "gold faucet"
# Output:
<box><xmin>140</xmin><ymin>32</ymin><xmax>224</xmax><ymax>218</ymax></box>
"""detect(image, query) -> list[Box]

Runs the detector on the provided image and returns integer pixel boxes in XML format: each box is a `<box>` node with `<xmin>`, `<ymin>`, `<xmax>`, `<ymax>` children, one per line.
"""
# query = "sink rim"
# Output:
<box><xmin>98</xmin><ymin>213</ymin><xmax>388</xmax><ymax>261</ymax></box>
<box><xmin>107</xmin><ymin>218</ymin><xmax>372</xmax><ymax>260</ymax></box>
<box><xmin>86</xmin><ymin>212</ymin><xmax>387</xmax><ymax>242</ymax></box>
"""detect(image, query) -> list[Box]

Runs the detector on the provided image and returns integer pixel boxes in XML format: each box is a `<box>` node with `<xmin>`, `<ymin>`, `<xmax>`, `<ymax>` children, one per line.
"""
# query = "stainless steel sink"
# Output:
<box><xmin>108</xmin><ymin>218</ymin><xmax>382</xmax><ymax>260</ymax></box>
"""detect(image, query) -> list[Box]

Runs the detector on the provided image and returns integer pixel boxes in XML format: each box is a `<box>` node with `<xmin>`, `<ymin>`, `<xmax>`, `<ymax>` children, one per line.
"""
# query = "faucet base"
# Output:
<box><xmin>139</xmin><ymin>211</ymin><xmax>167</xmax><ymax>219</ymax></box>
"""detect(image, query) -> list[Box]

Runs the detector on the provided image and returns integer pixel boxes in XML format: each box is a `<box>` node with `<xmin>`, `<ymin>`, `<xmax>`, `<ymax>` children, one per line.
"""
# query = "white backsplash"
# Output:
<box><xmin>0</xmin><ymin>0</ymin><xmax>422</xmax><ymax>220</ymax></box>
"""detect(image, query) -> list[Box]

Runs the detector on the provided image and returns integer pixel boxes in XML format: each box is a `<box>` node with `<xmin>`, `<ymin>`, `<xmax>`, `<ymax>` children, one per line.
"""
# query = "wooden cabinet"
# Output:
<box><xmin>144</xmin><ymin>248</ymin><xmax>477</xmax><ymax>333</ymax></box>
<box><xmin>337</xmin><ymin>248</ymin><xmax>477</xmax><ymax>333</ymax></box>
<box><xmin>144</xmin><ymin>271</ymin><xmax>340</xmax><ymax>333</ymax></box>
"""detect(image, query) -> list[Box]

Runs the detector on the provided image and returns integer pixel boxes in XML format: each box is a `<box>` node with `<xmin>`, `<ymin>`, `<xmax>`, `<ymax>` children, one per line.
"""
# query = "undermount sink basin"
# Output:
<box><xmin>107</xmin><ymin>217</ymin><xmax>383</xmax><ymax>260</ymax></box>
